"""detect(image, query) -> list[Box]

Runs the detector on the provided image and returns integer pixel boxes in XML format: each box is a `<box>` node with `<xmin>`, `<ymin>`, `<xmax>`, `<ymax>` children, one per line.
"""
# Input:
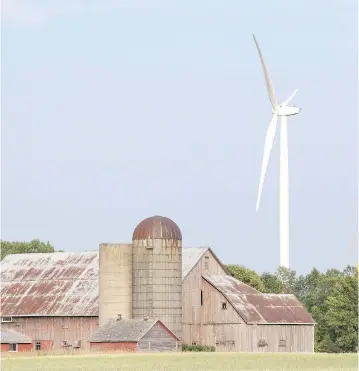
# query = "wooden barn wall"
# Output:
<box><xmin>182</xmin><ymin>251</ymin><xmax>232</xmax><ymax>345</ymax></box>
<box><xmin>137</xmin><ymin>322</ymin><xmax>179</xmax><ymax>352</ymax></box>
<box><xmin>1</xmin><ymin>317</ymin><xmax>98</xmax><ymax>351</ymax></box>
<box><xmin>185</xmin><ymin>323</ymin><xmax>314</xmax><ymax>352</ymax></box>
<box><xmin>250</xmin><ymin>324</ymin><xmax>315</xmax><ymax>353</ymax></box>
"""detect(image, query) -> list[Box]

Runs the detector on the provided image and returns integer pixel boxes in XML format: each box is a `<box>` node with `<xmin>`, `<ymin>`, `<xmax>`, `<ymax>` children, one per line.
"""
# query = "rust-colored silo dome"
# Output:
<box><xmin>132</xmin><ymin>215</ymin><xmax>182</xmax><ymax>240</ymax></box>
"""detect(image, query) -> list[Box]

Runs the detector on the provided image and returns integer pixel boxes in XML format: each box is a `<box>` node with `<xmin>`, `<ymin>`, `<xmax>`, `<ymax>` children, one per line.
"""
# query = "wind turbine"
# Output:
<box><xmin>253</xmin><ymin>34</ymin><xmax>301</xmax><ymax>269</ymax></box>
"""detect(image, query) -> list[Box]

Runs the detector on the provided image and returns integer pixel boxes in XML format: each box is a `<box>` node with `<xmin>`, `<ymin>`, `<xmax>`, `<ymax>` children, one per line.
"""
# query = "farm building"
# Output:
<box><xmin>0</xmin><ymin>215</ymin><xmax>315</xmax><ymax>352</ymax></box>
<box><xmin>1</xmin><ymin>330</ymin><xmax>33</xmax><ymax>352</ymax></box>
<box><xmin>88</xmin><ymin>316</ymin><xmax>179</xmax><ymax>352</ymax></box>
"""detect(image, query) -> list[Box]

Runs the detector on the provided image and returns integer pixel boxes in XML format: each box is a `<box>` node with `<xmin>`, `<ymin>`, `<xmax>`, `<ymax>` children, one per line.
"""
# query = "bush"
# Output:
<box><xmin>182</xmin><ymin>344</ymin><xmax>215</xmax><ymax>352</ymax></box>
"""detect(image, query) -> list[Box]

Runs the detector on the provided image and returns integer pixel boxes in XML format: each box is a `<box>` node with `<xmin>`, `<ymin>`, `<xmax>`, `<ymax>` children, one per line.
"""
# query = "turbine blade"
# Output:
<box><xmin>256</xmin><ymin>113</ymin><xmax>279</xmax><ymax>212</ymax></box>
<box><xmin>282</xmin><ymin>89</ymin><xmax>299</xmax><ymax>107</ymax></box>
<box><xmin>253</xmin><ymin>35</ymin><xmax>278</xmax><ymax>109</ymax></box>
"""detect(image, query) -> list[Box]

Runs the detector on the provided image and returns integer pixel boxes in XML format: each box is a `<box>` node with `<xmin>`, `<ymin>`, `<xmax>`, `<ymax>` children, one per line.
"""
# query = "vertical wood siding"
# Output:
<box><xmin>137</xmin><ymin>322</ymin><xmax>179</xmax><ymax>352</ymax></box>
<box><xmin>1</xmin><ymin>317</ymin><xmax>98</xmax><ymax>351</ymax></box>
<box><xmin>182</xmin><ymin>250</ymin><xmax>228</xmax><ymax>345</ymax></box>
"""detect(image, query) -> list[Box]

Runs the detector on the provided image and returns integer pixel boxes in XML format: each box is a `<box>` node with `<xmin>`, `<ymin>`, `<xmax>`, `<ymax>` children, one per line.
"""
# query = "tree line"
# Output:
<box><xmin>1</xmin><ymin>239</ymin><xmax>64</xmax><ymax>260</ymax></box>
<box><xmin>1</xmin><ymin>240</ymin><xmax>357</xmax><ymax>353</ymax></box>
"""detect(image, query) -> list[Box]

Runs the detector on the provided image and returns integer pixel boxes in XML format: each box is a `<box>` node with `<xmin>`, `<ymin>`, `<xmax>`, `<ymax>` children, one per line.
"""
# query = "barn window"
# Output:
<box><xmin>200</xmin><ymin>290</ymin><xmax>203</xmax><ymax>306</ymax></box>
<box><xmin>279</xmin><ymin>339</ymin><xmax>287</xmax><ymax>347</ymax></box>
<box><xmin>204</xmin><ymin>256</ymin><xmax>209</xmax><ymax>270</ymax></box>
<box><xmin>35</xmin><ymin>341</ymin><xmax>41</xmax><ymax>351</ymax></box>
<box><xmin>222</xmin><ymin>302</ymin><xmax>227</xmax><ymax>310</ymax></box>
<box><xmin>9</xmin><ymin>343</ymin><xmax>17</xmax><ymax>352</ymax></box>
<box><xmin>258</xmin><ymin>339</ymin><xmax>268</xmax><ymax>347</ymax></box>
<box><xmin>2</xmin><ymin>317</ymin><xmax>12</xmax><ymax>323</ymax></box>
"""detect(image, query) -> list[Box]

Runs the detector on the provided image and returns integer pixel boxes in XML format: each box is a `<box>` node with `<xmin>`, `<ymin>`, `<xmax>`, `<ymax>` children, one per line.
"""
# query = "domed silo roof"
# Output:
<box><xmin>132</xmin><ymin>215</ymin><xmax>182</xmax><ymax>241</ymax></box>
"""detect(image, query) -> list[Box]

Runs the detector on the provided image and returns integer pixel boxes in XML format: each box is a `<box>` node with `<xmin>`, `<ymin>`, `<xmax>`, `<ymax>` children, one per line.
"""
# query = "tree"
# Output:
<box><xmin>294</xmin><ymin>268</ymin><xmax>322</xmax><ymax>303</ymax></box>
<box><xmin>275</xmin><ymin>266</ymin><xmax>298</xmax><ymax>294</ymax></box>
<box><xmin>225</xmin><ymin>264</ymin><xmax>265</xmax><ymax>292</ymax></box>
<box><xmin>324</xmin><ymin>267</ymin><xmax>358</xmax><ymax>352</ymax></box>
<box><xmin>261</xmin><ymin>272</ymin><xmax>284</xmax><ymax>294</ymax></box>
<box><xmin>1</xmin><ymin>239</ymin><xmax>55</xmax><ymax>260</ymax></box>
<box><xmin>301</xmin><ymin>268</ymin><xmax>355</xmax><ymax>353</ymax></box>
<box><xmin>316</xmin><ymin>334</ymin><xmax>341</xmax><ymax>353</ymax></box>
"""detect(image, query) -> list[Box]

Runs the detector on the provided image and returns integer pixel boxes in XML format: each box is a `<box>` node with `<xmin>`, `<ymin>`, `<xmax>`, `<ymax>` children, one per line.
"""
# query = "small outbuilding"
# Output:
<box><xmin>88</xmin><ymin>316</ymin><xmax>180</xmax><ymax>352</ymax></box>
<box><xmin>0</xmin><ymin>330</ymin><xmax>32</xmax><ymax>352</ymax></box>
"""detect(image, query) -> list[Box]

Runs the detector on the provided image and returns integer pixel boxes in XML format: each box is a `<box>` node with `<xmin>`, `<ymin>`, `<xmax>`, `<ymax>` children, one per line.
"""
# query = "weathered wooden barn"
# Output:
<box><xmin>88</xmin><ymin>317</ymin><xmax>179</xmax><ymax>352</ymax></box>
<box><xmin>185</xmin><ymin>273</ymin><xmax>314</xmax><ymax>352</ymax></box>
<box><xmin>0</xmin><ymin>216</ymin><xmax>315</xmax><ymax>353</ymax></box>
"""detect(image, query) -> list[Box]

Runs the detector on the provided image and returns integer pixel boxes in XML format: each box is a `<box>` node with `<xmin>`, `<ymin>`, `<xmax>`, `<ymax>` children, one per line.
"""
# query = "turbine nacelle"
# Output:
<box><xmin>275</xmin><ymin>106</ymin><xmax>301</xmax><ymax>116</ymax></box>
<box><xmin>275</xmin><ymin>88</ymin><xmax>301</xmax><ymax>116</ymax></box>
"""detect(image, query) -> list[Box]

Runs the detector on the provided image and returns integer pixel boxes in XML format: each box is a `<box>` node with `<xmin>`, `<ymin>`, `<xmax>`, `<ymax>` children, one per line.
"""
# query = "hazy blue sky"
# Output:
<box><xmin>2</xmin><ymin>0</ymin><xmax>357</xmax><ymax>274</ymax></box>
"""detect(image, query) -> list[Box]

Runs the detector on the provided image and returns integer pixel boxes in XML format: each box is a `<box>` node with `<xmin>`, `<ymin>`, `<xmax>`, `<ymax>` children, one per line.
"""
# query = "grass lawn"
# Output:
<box><xmin>2</xmin><ymin>352</ymin><xmax>358</xmax><ymax>371</ymax></box>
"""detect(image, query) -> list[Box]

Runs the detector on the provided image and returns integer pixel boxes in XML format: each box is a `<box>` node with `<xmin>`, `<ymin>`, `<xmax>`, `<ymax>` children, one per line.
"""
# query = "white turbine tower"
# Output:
<box><xmin>253</xmin><ymin>35</ymin><xmax>301</xmax><ymax>269</ymax></box>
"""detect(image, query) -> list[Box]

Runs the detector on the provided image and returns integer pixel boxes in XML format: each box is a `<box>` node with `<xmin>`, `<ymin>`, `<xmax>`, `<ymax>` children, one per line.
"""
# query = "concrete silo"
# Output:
<box><xmin>132</xmin><ymin>216</ymin><xmax>182</xmax><ymax>340</ymax></box>
<box><xmin>99</xmin><ymin>243</ymin><xmax>132</xmax><ymax>327</ymax></box>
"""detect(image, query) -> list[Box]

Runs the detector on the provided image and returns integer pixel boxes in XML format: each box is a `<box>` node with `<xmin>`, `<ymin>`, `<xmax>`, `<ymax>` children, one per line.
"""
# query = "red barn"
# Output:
<box><xmin>88</xmin><ymin>317</ymin><xmax>179</xmax><ymax>352</ymax></box>
<box><xmin>1</xmin><ymin>330</ymin><xmax>33</xmax><ymax>352</ymax></box>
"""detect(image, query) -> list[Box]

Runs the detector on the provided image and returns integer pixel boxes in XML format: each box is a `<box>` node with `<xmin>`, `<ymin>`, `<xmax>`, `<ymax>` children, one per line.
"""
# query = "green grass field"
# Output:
<box><xmin>2</xmin><ymin>352</ymin><xmax>358</xmax><ymax>371</ymax></box>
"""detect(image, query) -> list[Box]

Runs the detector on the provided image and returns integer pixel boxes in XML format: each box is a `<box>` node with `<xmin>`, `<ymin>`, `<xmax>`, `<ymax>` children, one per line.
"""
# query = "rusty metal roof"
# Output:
<box><xmin>132</xmin><ymin>216</ymin><xmax>182</xmax><ymax>240</ymax></box>
<box><xmin>1</xmin><ymin>247</ymin><xmax>207</xmax><ymax>317</ymax></box>
<box><xmin>0</xmin><ymin>330</ymin><xmax>32</xmax><ymax>344</ymax></box>
<box><xmin>1</xmin><ymin>252</ymin><xmax>99</xmax><ymax>316</ymax></box>
<box><xmin>2</xmin><ymin>250</ymin><xmax>313</xmax><ymax>324</ymax></box>
<box><xmin>88</xmin><ymin>318</ymin><xmax>178</xmax><ymax>342</ymax></box>
<box><xmin>203</xmin><ymin>274</ymin><xmax>315</xmax><ymax>325</ymax></box>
